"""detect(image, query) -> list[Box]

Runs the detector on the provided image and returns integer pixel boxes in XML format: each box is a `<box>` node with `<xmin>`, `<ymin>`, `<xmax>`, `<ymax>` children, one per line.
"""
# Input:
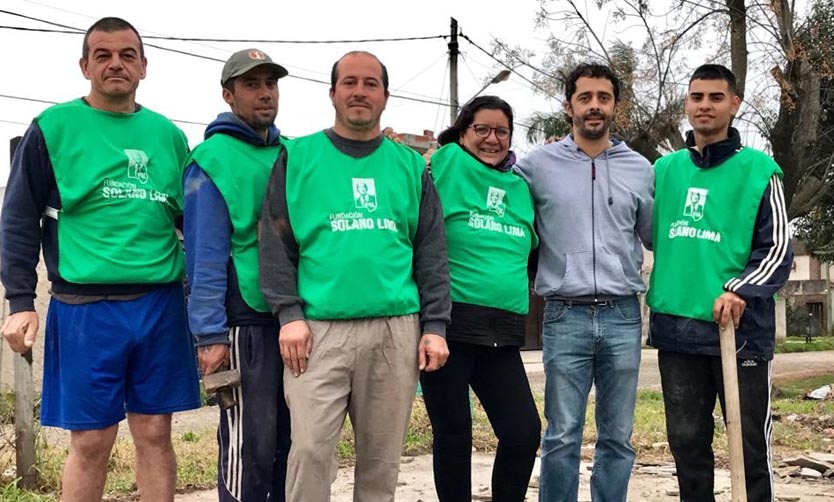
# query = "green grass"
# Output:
<box><xmin>0</xmin><ymin>480</ymin><xmax>56</xmax><ymax>501</ymax></box>
<box><xmin>775</xmin><ymin>336</ymin><xmax>834</xmax><ymax>353</ymax></box>
<box><xmin>2</xmin><ymin>373</ymin><xmax>834</xmax><ymax>500</ymax></box>
<box><xmin>775</xmin><ymin>374</ymin><xmax>834</xmax><ymax>398</ymax></box>
<box><xmin>0</xmin><ymin>393</ymin><xmax>15</xmax><ymax>425</ymax></box>
<box><xmin>765</xmin><ymin>375</ymin><xmax>834</xmax><ymax>456</ymax></box>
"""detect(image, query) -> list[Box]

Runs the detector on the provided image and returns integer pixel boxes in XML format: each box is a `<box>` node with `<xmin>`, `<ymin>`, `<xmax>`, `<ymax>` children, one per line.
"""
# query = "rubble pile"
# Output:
<box><xmin>777</xmin><ymin>454</ymin><xmax>834</xmax><ymax>480</ymax></box>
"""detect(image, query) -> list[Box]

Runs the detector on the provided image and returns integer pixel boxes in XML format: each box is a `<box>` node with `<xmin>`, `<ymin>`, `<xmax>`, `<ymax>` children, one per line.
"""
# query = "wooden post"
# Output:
<box><xmin>719</xmin><ymin>322</ymin><xmax>747</xmax><ymax>502</ymax></box>
<box><xmin>14</xmin><ymin>350</ymin><xmax>36</xmax><ymax>488</ymax></box>
<box><xmin>8</xmin><ymin>135</ymin><xmax>36</xmax><ymax>488</ymax></box>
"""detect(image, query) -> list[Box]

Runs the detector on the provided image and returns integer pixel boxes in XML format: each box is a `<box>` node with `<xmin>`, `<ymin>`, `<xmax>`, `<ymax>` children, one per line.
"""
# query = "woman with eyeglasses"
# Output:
<box><xmin>420</xmin><ymin>95</ymin><xmax>541</xmax><ymax>501</ymax></box>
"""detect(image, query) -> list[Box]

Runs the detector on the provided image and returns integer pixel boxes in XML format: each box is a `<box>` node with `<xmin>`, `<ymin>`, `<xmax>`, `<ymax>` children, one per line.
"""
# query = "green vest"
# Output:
<box><xmin>648</xmin><ymin>147</ymin><xmax>781</xmax><ymax>321</ymax></box>
<box><xmin>284</xmin><ymin>131</ymin><xmax>423</xmax><ymax>320</ymax></box>
<box><xmin>431</xmin><ymin>144</ymin><xmax>537</xmax><ymax>314</ymax></box>
<box><xmin>36</xmin><ymin>99</ymin><xmax>188</xmax><ymax>285</ymax></box>
<box><xmin>188</xmin><ymin>134</ymin><xmax>281</xmax><ymax>312</ymax></box>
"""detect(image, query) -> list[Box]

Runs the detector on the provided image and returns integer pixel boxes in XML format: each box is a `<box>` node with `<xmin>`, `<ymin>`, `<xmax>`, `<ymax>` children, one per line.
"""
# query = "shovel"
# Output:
<box><xmin>719</xmin><ymin>322</ymin><xmax>747</xmax><ymax>502</ymax></box>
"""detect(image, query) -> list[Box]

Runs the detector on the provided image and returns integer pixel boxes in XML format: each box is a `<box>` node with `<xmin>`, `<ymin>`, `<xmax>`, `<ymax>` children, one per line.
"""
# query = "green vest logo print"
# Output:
<box><xmin>487</xmin><ymin>186</ymin><xmax>506</xmax><ymax>217</ymax></box>
<box><xmin>124</xmin><ymin>149</ymin><xmax>150</xmax><ymax>184</ymax></box>
<box><xmin>353</xmin><ymin>178</ymin><xmax>378</xmax><ymax>213</ymax></box>
<box><xmin>683</xmin><ymin>187</ymin><xmax>707</xmax><ymax>221</ymax></box>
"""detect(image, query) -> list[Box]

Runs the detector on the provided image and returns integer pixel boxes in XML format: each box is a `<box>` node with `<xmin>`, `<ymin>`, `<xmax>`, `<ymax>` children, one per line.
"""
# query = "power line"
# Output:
<box><xmin>0</xmin><ymin>118</ymin><xmax>30</xmax><ymax>126</ymax></box>
<box><xmin>0</xmin><ymin>8</ymin><xmax>80</xmax><ymax>31</ymax></box>
<box><xmin>0</xmin><ymin>10</ymin><xmax>455</xmax><ymax>108</ymax></box>
<box><xmin>0</xmin><ymin>93</ymin><xmax>209</xmax><ymax>126</ymax></box>
<box><xmin>458</xmin><ymin>33</ymin><xmax>557</xmax><ymax>100</ymax></box>
<box><xmin>152</xmin><ymin>34</ymin><xmax>447</xmax><ymax>45</ymax></box>
<box><xmin>0</xmin><ymin>93</ymin><xmax>54</xmax><ymax>105</ymax></box>
<box><xmin>0</xmin><ymin>24</ymin><xmax>447</xmax><ymax>44</ymax></box>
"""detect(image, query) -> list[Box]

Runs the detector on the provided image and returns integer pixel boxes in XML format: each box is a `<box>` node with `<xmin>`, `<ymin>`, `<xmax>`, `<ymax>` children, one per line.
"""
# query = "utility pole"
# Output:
<box><xmin>448</xmin><ymin>17</ymin><xmax>459</xmax><ymax>126</ymax></box>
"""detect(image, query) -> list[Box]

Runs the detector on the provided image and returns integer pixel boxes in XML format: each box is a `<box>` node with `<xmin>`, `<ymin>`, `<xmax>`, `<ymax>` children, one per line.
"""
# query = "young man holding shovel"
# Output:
<box><xmin>648</xmin><ymin>64</ymin><xmax>793</xmax><ymax>501</ymax></box>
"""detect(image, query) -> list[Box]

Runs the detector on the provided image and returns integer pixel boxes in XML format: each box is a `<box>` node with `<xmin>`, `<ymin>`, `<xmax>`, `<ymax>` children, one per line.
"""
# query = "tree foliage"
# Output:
<box><xmin>497</xmin><ymin>0</ymin><xmax>834</xmax><ymax>222</ymax></box>
<box><xmin>768</xmin><ymin>0</ymin><xmax>834</xmax><ymax>220</ymax></box>
<box><xmin>791</xmin><ymin>1</ymin><xmax>834</xmax><ymax>259</ymax></box>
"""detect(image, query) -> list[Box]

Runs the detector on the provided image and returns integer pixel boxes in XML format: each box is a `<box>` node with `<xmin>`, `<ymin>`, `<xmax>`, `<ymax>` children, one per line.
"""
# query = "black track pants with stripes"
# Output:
<box><xmin>658</xmin><ymin>350</ymin><xmax>773</xmax><ymax>502</ymax></box>
<box><xmin>217</xmin><ymin>324</ymin><xmax>291</xmax><ymax>502</ymax></box>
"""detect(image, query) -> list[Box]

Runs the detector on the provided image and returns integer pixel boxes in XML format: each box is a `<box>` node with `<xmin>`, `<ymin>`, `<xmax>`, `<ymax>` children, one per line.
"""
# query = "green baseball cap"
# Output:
<box><xmin>221</xmin><ymin>49</ymin><xmax>288</xmax><ymax>85</ymax></box>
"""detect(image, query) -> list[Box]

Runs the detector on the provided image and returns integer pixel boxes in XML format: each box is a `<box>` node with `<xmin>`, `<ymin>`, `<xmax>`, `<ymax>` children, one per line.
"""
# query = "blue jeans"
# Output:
<box><xmin>539</xmin><ymin>296</ymin><xmax>642</xmax><ymax>502</ymax></box>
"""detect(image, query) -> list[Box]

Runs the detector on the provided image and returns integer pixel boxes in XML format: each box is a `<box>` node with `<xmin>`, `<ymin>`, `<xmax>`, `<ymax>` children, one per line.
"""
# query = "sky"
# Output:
<box><xmin>0</xmin><ymin>0</ymin><xmax>560</xmax><ymax>185</ymax></box>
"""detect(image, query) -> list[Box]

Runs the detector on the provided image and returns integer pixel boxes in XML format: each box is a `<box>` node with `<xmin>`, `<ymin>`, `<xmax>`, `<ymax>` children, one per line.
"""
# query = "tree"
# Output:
<box><xmin>767</xmin><ymin>0</ymin><xmax>834</xmax><ymax>219</ymax></box>
<box><xmin>495</xmin><ymin>0</ymin><xmax>724</xmax><ymax>161</ymax></box>
<box><xmin>524</xmin><ymin>111</ymin><xmax>571</xmax><ymax>144</ymax></box>
<box><xmin>791</xmin><ymin>0</ymin><xmax>834</xmax><ymax>258</ymax></box>
<box><xmin>497</xmin><ymin>0</ymin><xmax>834</xmax><ymax>219</ymax></box>
<box><xmin>780</xmin><ymin>0</ymin><xmax>834</xmax><ymax>261</ymax></box>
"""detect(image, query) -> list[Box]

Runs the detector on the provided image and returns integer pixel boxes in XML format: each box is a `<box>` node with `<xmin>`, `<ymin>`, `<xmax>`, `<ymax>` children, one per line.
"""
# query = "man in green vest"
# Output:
<box><xmin>183</xmin><ymin>48</ymin><xmax>290</xmax><ymax>502</ymax></box>
<box><xmin>0</xmin><ymin>17</ymin><xmax>200</xmax><ymax>501</ymax></box>
<box><xmin>648</xmin><ymin>64</ymin><xmax>793</xmax><ymax>501</ymax></box>
<box><xmin>259</xmin><ymin>50</ymin><xmax>451</xmax><ymax>502</ymax></box>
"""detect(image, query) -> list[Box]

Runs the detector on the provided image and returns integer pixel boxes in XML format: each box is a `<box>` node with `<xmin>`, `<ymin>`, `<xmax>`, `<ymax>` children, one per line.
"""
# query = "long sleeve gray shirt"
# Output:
<box><xmin>258</xmin><ymin>129</ymin><xmax>451</xmax><ymax>336</ymax></box>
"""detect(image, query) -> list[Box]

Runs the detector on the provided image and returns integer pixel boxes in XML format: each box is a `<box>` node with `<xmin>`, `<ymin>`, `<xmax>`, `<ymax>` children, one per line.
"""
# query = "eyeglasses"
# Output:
<box><xmin>469</xmin><ymin>124</ymin><xmax>511</xmax><ymax>140</ymax></box>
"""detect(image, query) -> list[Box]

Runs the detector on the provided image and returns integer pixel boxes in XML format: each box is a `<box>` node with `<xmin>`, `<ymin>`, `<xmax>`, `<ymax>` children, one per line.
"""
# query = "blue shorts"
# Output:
<box><xmin>40</xmin><ymin>283</ymin><xmax>201</xmax><ymax>430</ymax></box>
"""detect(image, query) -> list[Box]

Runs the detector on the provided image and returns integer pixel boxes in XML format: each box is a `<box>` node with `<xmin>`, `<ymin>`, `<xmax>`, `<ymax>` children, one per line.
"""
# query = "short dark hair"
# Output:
<box><xmin>565</xmin><ymin>63</ymin><xmax>621</xmax><ymax>102</ymax></box>
<box><xmin>689</xmin><ymin>64</ymin><xmax>739</xmax><ymax>96</ymax></box>
<box><xmin>330</xmin><ymin>51</ymin><xmax>389</xmax><ymax>93</ymax></box>
<box><xmin>437</xmin><ymin>95</ymin><xmax>514</xmax><ymax>146</ymax></box>
<box><xmin>82</xmin><ymin>17</ymin><xmax>144</xmax><ymax>60</ymax></box>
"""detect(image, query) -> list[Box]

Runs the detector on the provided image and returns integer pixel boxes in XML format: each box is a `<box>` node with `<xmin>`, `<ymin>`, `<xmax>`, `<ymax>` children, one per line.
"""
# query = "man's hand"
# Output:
<box><xmin>713</xmin><ymin>291</ymin><xmax>747</xmax><ymax>329</ymax></box>
<box><xmin>280</xmin><ymin>320</ymin><xmax>313</xmax><ymax>377</ymax></box>
<box><xmin>418</xmin><ymin>333</ymin><xmax>448</xmax><ymax>372</ymax></box>
<box><xmin>2</xmin><ymin>311</ymin><xmax>39</xmax><ymax>353</ymax></box>
<box><xmin>197</xmin><ymin>344</ymin><xmax>229</xmax><ymax>376</ymax></box>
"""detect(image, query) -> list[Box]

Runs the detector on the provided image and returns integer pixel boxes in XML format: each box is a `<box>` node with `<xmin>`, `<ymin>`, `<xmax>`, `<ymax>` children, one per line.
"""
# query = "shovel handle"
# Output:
<box><xmin>719</xmin><ymin>322</ymin><xmax>747</xmax><ymax>502</ymax></box>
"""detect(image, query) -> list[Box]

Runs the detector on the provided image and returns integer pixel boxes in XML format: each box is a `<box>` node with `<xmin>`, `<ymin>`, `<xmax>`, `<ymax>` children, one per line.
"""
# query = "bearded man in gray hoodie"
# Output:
<box><xmin>514</xmin><ymin>63</ymin><xmax>653</xmax><ymax>502</ymax></box>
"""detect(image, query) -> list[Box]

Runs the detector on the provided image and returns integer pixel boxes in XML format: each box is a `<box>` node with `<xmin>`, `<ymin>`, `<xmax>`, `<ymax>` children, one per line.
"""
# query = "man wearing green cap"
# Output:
<box><xmin>184</xmin><ymin>48</ymin><xmax>290</xmax><ymax>501</ymax></box>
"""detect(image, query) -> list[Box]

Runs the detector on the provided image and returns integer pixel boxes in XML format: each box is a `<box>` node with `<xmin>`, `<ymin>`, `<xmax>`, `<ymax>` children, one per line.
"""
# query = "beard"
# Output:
<box><xmin>574</xmin><ymin>113</ymin><xmax>610</xmax><ymax>140</ymax></box>
<box><xmin>251</xmin><ymin>115</ymin><xmax>277</xmax><ymax>131</ymax></box>
<box><xmin>341</xmin><ymin>111</ymin><xmax>379</xmax><ymax>132</ymax></box>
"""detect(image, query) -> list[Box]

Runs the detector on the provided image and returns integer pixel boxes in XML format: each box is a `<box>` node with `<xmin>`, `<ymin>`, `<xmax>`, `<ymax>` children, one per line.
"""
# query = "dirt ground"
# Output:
<box><xmin>164</xmin><ymin>348</ymin><xmax>834</xmax><ymax>439</ymax></box>
<box><xmin>170</xmin><ymin>350</ymin><xmax>834</xmax><ymax>501</ymax></box>
<box><xmin>31</xmin><ymin>349</ymin><xmax>834</xmax><ymax>500</ymax></box>
<box><xmin>174</xmin><ymin>453</ymin><xmax>834</xmax><ymax>501</ymax></box>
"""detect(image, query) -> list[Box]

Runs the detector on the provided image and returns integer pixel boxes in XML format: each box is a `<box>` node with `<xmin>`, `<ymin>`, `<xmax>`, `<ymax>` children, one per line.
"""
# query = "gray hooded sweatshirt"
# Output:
<box><xmin>514</xmin><ymin>135</ymin><xmax>653</xmax><ymax>298</ymax></box>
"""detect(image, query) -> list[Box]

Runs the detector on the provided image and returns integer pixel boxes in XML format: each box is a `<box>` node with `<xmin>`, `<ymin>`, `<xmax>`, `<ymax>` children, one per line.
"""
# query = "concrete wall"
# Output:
<box><xmin>776</xmin><ymin>294</ymin><xmax>787</xmax><ymax>342</ymax></box>
<box><xmin>789</xmin><ymin>255</ymin><xmax>814</xmax><ymax>281</ymax></box>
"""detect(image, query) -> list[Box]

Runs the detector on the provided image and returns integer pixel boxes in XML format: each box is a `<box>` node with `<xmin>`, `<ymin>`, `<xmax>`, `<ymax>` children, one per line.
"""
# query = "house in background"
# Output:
<box><xmin>784</xmin><ymin>239</ymin><xmax>834</xmax><ymax>337</ymax></box>
<box><xmin>384</xmin><ymin>128</ymin><xmax>437</xmax><ymax>154</ymax></box>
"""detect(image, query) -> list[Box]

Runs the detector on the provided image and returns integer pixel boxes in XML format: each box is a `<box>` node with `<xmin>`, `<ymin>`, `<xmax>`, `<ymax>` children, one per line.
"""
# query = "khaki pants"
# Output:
<box><xmin>284</xmin><ymin>315</ymin><xmax>420</xmax><ymax>502</ymax></box>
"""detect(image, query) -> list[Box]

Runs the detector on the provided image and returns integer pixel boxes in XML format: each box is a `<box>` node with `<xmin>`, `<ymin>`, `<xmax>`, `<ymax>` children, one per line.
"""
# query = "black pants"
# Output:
<box><xmin>420</xmin><ymin>342</ymin><xmax>541</xmax><ymax>502</ymax></box>
<box><xmin>218</xmin><ymin>324</ymin><xmax>291</xmax><ymax>502</ymax></box>
<box><xmin>658</xmin><ymin>351</ymin><xmax>773</xmax><ymax>502</ymax></box>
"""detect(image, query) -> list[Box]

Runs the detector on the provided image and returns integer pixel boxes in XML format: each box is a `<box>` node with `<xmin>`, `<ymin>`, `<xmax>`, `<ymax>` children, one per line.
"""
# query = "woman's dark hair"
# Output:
<box><xmin>437</xmin><ymin>95</ymin><xmax>514</xmax><ymax>146</ymax></box>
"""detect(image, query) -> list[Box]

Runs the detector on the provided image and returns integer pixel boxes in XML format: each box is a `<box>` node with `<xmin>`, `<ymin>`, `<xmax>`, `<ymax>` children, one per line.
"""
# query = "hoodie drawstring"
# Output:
<box><xmin>602</xmin><ymin>149</ymin><xmax>613</xmax><ymax>206</ymax></box>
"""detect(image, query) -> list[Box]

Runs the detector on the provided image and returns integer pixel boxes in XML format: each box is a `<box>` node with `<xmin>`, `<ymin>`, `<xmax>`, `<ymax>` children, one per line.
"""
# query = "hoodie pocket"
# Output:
<box><xmin>561</xmin><ymin>249</ymin><xmax>628</xmax><ymax>296</ymax></box>
<box><xmin>594</xmin><ymin>249</ymin><xmax>628</xmax><ymax>293</ymax></box>
<box><xmin>561</xmin><ymin>251</ymin><xmax>594</xmax><ymax>296</ymax></box>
